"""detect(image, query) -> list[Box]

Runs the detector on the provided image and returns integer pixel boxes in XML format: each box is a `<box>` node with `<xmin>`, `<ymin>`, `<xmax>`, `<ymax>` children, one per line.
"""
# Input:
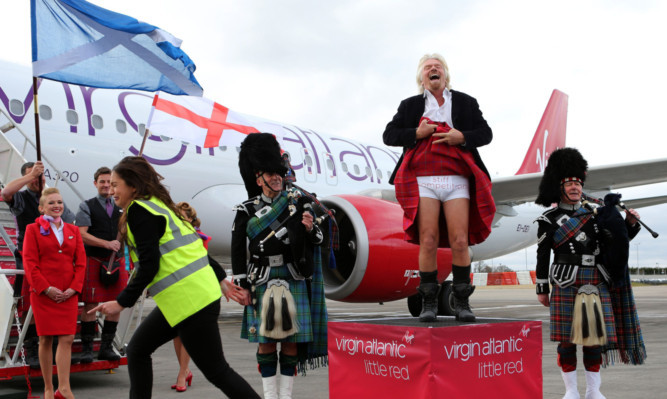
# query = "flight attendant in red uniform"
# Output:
<box><xmin>23</xmin><ymin>187</ymin><xmax>86</xmax><ymax>399</ymax></box>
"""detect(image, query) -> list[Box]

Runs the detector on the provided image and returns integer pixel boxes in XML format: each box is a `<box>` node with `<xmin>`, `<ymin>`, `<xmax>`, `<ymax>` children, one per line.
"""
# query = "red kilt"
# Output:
<box><xmin>395</xmin><ymin>119</ymin><xmax>495</xmax><ymax>247</ymax></box>
<box><xmin>80</xmin><ymin>256</ymin><xmax>128</xmax><ymax>303</ymax></box>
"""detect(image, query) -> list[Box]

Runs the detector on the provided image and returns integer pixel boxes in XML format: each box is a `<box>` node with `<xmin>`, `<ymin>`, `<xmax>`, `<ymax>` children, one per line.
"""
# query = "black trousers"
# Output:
<box><xmin>126</xmin><ymin>300</ymin><xmax>259</xmax><ymax>399</ymax></box>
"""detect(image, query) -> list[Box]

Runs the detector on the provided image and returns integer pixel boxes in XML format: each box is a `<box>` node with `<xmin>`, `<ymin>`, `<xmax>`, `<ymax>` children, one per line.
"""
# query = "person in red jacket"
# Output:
<box><xmin>23</xmin><ymin>187</ymin><xmax>86</xmax><ymax>399</ymax></box>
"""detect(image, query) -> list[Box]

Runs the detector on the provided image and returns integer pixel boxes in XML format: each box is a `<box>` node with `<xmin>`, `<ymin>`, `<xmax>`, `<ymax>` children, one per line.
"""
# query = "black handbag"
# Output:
<box><xmin>99</xmin><ymin>254</ymin><xmax>121</xmax><ymax>286</ymax></box>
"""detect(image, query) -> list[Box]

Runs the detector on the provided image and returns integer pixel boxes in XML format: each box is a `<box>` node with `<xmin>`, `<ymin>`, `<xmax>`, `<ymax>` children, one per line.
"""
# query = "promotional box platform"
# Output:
<box><xmin>328</xmin><ymin>317</ymin><xmax>542</xmax><ymax>399</ymax></box>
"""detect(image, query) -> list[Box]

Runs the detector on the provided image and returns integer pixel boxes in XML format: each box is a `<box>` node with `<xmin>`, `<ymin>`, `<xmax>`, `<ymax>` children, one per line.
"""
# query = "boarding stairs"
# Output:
<box><xmin>0</xmin><ymin>107</ymin><xmax>146</xmax><ymax>381</ymax></box>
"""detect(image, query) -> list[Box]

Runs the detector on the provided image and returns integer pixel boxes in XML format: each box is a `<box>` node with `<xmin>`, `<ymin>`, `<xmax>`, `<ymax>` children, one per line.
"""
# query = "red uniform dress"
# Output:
<box><xmin>22</xmin><ymin>220</ymin><xmax>86</xmax><ymax>336</ymax></box>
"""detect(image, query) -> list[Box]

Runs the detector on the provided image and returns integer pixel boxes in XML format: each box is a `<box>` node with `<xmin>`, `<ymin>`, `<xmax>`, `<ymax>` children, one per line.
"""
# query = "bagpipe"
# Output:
<box><xmin>582</xmin><ymin>193</ymin><xmax>657</xmax><ymax>286</ymax></box>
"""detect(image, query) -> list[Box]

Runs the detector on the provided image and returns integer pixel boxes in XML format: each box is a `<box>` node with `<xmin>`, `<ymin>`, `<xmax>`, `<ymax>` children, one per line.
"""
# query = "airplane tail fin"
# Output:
<box><xmin>515</xmin><ymin>89</ymin><xmax>568</xmax><ymax>175</ymax></box>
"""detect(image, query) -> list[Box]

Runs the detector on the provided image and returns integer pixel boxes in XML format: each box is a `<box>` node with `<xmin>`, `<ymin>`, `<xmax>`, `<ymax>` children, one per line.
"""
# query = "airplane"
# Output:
<box><xmin>1</xmin><ymin>60</ymin><xmax>667</xmax><ymax>318</ymax></box>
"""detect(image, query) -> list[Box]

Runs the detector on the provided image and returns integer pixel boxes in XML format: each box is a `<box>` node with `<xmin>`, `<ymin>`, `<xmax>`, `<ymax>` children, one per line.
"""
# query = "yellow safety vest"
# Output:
<box><xmin>126</xmin><ymin>197</ymin><xmax>221</xmax><ymax>327</ymax></box>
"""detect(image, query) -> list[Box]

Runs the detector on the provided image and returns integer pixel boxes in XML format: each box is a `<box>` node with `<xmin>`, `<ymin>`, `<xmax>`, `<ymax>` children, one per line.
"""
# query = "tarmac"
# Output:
<box><xmin>1</xmin><ymin>284</ymin><xmax>665</xmax><ymax>398</ymax></box>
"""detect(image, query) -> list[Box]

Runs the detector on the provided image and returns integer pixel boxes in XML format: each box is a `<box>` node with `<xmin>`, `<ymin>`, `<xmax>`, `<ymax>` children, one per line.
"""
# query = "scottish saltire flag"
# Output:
<box><xmin>31</xmin><ymin>0</ymin><xmax>203</xmax><ymax>96</ymax></box>
<box><xmin>147</xmin><ymin>92</ymin><xmax>287</xmax><ymax>148</ymax></box>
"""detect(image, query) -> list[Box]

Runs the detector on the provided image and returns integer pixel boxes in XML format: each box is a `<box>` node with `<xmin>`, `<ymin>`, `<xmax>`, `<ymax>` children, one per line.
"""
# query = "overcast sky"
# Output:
<box><xmin>3</xmin><ymin>0</ymin><xmax>666</xmax><ymax>268</ymax></box>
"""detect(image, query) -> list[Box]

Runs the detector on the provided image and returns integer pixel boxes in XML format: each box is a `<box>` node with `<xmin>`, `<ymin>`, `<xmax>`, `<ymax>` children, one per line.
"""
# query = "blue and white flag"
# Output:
<box><xmin>31</xmin><ymin>0</ymin><xmax>203</xmax><ymax>96</ymax></box>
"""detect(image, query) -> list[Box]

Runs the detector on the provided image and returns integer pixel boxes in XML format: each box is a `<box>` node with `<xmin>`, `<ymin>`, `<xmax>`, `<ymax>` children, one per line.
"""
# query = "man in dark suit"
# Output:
<box><xmin>383</xmin><ymin>53</ymin><xmax>495</xmax><ymax>322</ymax></box>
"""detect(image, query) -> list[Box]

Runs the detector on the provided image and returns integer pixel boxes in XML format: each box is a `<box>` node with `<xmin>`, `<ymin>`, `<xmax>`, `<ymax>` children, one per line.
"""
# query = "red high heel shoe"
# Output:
<box><xmin>54</xmin><ymin>390</ymin><xmax>65</xmax><ymax>399</ymax></box>
<box><xmin>170</xmin><ymin>371</ymin><xmax>193</xmax><ymax>392</ymax></box>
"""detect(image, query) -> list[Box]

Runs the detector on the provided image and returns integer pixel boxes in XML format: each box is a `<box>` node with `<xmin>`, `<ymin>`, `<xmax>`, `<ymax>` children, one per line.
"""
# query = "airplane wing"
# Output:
<box><xmin>492</xmin><ymin>157</ymin><xmax>667</xmax><ymax>204</ymax></box>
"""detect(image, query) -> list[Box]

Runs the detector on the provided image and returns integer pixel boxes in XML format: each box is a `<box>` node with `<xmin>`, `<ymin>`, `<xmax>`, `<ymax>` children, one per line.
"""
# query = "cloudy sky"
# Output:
<box><xmin>3</xmin><ymin>0</ymin><xmax>666</xmax><ymax>268</ymax></box>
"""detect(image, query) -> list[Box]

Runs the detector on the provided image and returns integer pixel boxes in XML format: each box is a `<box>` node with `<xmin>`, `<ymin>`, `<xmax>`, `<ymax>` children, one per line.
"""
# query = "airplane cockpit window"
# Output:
<box><xmin>91</xmin><ymin>114</ymin><xmax>103</xmax><ymax>130</ymax></box>
<box><xmin>39</xmin><ymin>105</ymin><xmax>52</xmax><ymax>121</ymax></box>
<box><xmin>9</xmin><ymin>99</ymin><xmax>24</xmax><ymax>116</ymax></box>
<box><xmin>116</xmin><ymin>119</ymin><xmax>127</xmax><ymax>133</ymax></box>
<box><xmin>66</xmin><ymin>109</ymin><xmax>79</xmax><ymax>125</ymax></box>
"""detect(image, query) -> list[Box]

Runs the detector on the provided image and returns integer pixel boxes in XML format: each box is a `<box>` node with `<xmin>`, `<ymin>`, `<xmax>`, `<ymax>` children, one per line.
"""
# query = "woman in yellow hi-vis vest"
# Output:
<box><xmin>91</xmin><ymin>156</ymin><xmax>259</xmax><ymax>399</ymax></box>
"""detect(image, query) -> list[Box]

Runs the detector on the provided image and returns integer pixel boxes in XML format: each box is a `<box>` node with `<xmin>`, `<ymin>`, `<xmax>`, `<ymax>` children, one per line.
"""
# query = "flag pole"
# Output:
<box><xmin>138</xmin><ymin>128</ymin><xmax>151</xmax><ymax>157</ymax></box>
<box><xmin>32</xmin><ymin>76</ymin><xmax>44</xmax><ymax>194</ymax></box>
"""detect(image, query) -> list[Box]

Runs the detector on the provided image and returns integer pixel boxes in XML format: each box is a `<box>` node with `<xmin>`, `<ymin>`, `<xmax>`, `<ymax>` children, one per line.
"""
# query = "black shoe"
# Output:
<box><xmin>24</xmin><ymin>337</ymin><xmax>40</xmax><ymax>369</ymax></box>
<box><xmin>417</xmin><ymin>282</ymin><xmax>440</xmax><ymax>322</ymax></box>
<box><xmin>79</xmin><ymin>334</ymin><xmax>95</xmax><ymax>364</ymax></box>
<box><xmin>98</xmin><ymin>334</ymin><xmax>120</xmax><ymax>361</ymax></box>
<box><xmin>453</xmin><ymin>283</ymin><xmax>476</xmax><ymax>322</ymax></box>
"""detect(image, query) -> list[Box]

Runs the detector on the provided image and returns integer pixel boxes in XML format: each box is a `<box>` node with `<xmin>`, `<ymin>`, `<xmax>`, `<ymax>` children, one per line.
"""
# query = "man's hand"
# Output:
<box><xmin>28</xmin><ymin>161</ymin><xmax>45</xmax><ymax>178</ymax></box>
<box><xmin>105</xmin><ymin>239</ymin><xmax>122</xmax><ymax>252</ymax></box>
<box><xmin>624</xmin><ymin>208</ymin><xmax>640</xmax><ymax>226</ymax></box>
<box><xmin>537</xmin><ymin>293</ymin><xmax>550</xmax><ymax>307</ymax></box>
<box><xmin>302</xmin><ymin>212</ymin><xmax>314</xmax><ymax>232</ymax></box>
<box><xmin>433</xmin><ymin>128</ymin><xmax>465</xmax><ymax>145</ymax></box>
<box><xmin>416</xmin><ymin>119</ymin><xmax>438</xmax><ymax>140</ymax></box>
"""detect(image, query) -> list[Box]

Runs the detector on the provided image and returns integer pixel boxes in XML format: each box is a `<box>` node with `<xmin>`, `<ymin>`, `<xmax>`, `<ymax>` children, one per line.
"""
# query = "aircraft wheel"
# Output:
<box><xmin>438</xmin><ymin>281</ymin><xmax>455</xmax><ymax>316</ymax></box>
<box><xmin>407</xmin><ymin>293</ymin><xmax>422</xmax><ymax>317</ymax></box>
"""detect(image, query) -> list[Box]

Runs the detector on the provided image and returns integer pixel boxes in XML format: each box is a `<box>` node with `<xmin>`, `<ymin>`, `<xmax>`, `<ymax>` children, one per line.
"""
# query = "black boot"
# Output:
<box><xmin>80</xmin><ymin>321</ymin><xmax>96</xmax><ymax>364</ymax></box>
<box><xmin>23</xmin><ymin>324</ymin><xmax>40</xmax><ymax>369</ymax></box>
<box><xmin>452</xmin><ymin>283</ymin><xmax>476</xmax><ymax>322</ymax></box>
<box><xmin>417</xmin><ymin>282</ymin><xmax>440</xmax><ymax>322</ymax></box>
<box><xmin>98</xmin><ymin>333</ymin><xmax>120</xmax><ymax>361</ymax></box>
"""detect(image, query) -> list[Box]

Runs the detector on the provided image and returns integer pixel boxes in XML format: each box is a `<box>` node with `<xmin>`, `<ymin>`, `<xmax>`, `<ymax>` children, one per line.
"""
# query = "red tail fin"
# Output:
<box><xmin>515</xmin><ymin>89</ymin><xmax>568</xmax><ymax>175</ymax></box>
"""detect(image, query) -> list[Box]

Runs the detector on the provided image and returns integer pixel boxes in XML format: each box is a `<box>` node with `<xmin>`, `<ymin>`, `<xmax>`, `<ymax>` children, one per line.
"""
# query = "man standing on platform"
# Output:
<box><xmin>75</xmin><ymin>166</ymin><xmax>128</xmax><ymax>363</ymax></box>
<box><xmin>535</xmin><ymin>148</ymin><xmax>646</xmax><ymax>399</ymax></box>
<box><xmin>2</xmin><ymin>161</ymin><xmax>75</xmax><ymax>368</ymax></box>
<box><xmin>383</xmin><ymin>53</ymin><xmax>495</xmax><ymax>322</ymax></box>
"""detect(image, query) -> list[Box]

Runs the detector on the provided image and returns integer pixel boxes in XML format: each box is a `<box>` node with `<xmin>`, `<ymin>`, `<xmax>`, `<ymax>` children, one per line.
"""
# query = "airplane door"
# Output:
<box><xmin>323</xmin><ymin>152</ymin><xmax>337</xmax><ymax>186</ymax></box>
<box><xmin>301</xmin><ymin>148</ymin><xmax>317</xmax><ymax>183</ymax></box>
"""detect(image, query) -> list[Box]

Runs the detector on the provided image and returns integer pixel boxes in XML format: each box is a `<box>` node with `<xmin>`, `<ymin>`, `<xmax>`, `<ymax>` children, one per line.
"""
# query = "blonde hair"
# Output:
<box><xmin>416</xmin><ymin>53</ymin><xmax>451</xmax><ymax>93</ymax></box>
<box><xmin>39</xmin><ymin>187</ymin><xmax>61</xmax><ymax>206</ymax></box>
<box><xmin>176</xmin><ymin>202</ymin><xmax>201</xmax><ymax>228</ymax></box>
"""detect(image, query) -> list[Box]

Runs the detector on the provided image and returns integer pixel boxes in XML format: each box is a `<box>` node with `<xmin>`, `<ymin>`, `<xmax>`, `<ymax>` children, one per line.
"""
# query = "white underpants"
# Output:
<box><xmin>417</xmin><ymin>175</ymin><xmax>470</xmax><ymax>202</ymax></box>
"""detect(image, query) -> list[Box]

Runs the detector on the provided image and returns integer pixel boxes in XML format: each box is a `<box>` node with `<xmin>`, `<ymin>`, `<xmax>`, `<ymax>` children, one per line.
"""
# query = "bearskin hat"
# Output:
<box><xmin>238</xmin><ymin>133</ymin><xmax>287</xmax><ymax>198</ymax></box>
<box><xmin>535</xmin><ymin>147</ymin><xmax>588</xmax><ymax>207</ymax></box>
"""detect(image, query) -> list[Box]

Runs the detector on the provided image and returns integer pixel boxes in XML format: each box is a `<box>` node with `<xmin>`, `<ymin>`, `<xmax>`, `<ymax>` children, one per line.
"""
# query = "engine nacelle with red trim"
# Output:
<box><xmin>320</xmin><ymin>194</ymin><xmax>452</xmax><ymax>303</ymax></box>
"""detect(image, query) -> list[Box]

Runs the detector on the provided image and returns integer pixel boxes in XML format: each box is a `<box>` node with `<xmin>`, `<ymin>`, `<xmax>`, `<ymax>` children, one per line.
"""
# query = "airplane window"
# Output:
<box><xmin>341</xmin><ymin>162</ymin><xmax>348</xmax><ymax>173</ymax></box>
<box><xmin>365</xmin><ymin>166</ymin><xmax>372</xmax><ymax>177</ymax></box>
<box><xmin>376</xmin><ymin>169</ymin><xmax>383</xmax><ymax>179</ymax></box>
<box><xmin>66</xmin><ymin>109</ymin><xmax>79</xmax><ymax>125</ymax></box>
<box><xmin>39</xmin><ymin>105</ymin><xmax>52</xmax><ymax>121</ymax></box>
<box><xmin>326</xmin><ymin>158</ymin><xmax>334</xmax><ymax>170</ymax></box>
<box><xmin>116</xmin><ymin>119</ymin><xmax>127</xmax><ymax>133</ymax></box>
<box><xmin>91</xmin><ymin>114</ymin><xmax>103</xmax><ymax>129</ymax></box>
<box><xmin>305</xmin><ymin>155</ymin><xmax>313</xmax><ymax>167</ymax></box>
<box><xmin>160</xmin><ymin>135</ymin><xmax>171</xmax><ymax>141</ymax></box>
<box><xmin>236</xmin><ymin>147</ymin><xmax>241</xmax><ymax>153</ymax></box>
<box><xmin>9</xmin><ymin>99</ymin><xmax>24</xmax><ymax>116</ymax></box>
<box><xmin>138</xmin><ymin>123</ymin><xmax>146</xmax><ymax>136</ymax></box>
<box><xmin>353</xmin><ymin>165</ymin><xmax>360</xmax><ymax>175</ymax></box>
<box><xmin>219</xmin><ymin>145</ymin><xmax>227</xmax><ymax>151</ymax></box>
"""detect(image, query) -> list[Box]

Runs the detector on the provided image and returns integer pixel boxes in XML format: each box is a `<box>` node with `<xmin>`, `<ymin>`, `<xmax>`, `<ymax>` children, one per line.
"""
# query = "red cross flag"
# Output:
<box><xmin>147</xmin><ymin>92</ymin><xmax>284</xmax><ymax>148</ymax></box>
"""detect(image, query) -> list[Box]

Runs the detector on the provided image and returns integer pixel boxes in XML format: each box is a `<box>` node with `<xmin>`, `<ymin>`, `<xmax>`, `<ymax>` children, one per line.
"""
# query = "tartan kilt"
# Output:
<box><xmin>80</xmin><ymin>256</ymin><xmax>128</xmax><ymax>303</ymax></box>
<box><xmin>549</xmin><ymin>266</ymin><xmax>617</xmax><ymax>344</ymax></box>
<box><xmin>241</xmin><ymin>264</ymin><xmax>313</xmax><ymax>344</ymax></box>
